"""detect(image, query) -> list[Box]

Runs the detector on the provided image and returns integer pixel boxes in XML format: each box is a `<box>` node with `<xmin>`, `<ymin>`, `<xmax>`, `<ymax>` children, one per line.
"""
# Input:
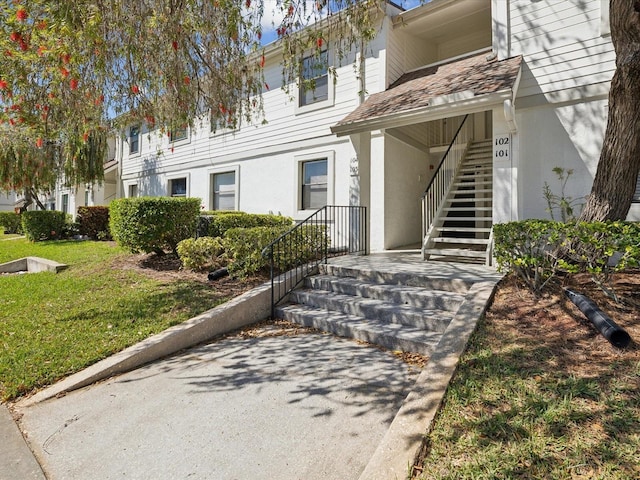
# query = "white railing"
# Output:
<box><xmin>421</xmin><ymin>114</ymin><xmax>471</xmax><ymax>245</ymax></box>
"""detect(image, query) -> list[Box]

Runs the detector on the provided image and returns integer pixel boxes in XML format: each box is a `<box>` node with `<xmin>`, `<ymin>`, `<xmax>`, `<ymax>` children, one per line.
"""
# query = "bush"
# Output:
<box><xmin>494</xmin><ymin>220</ymin><xmax>640</xmax><ymax>295</ymax></box>
<box><xmin>110</xmin><ymin>197</ymin><xmax>201</xmax><ymax>254</ymax></box>
<box><xmin>77</xmin><ymin>206</ymin><xmax>111</xmax><ymax>240</ymax></box>
<box><xmin>223</xmin><ymin>225</ymin><xmax>292</xmax><ymax>277</ymax></box>
<box><xmin>177</xmin><ymin>236</ymin><xmax>225</xmax><ymax>271</ymax></box>
<box><xmin>223</xmin><ymin>224</ymin><xmax>328</xmax><ymax>278</ymax></box>
<box><xmin>0</xmin><ymin>211</ymin><xmax>22</xmax><ymax>234</ymax></box>
<box><xmin>203</xmin><ymin>212</ymin><xmax>293</xmax><ymax>238</ymax></box>
<box><xmin>21</xmin><ymin>210</ymin><xmax>67</xmax><ymax>241</ymax></box>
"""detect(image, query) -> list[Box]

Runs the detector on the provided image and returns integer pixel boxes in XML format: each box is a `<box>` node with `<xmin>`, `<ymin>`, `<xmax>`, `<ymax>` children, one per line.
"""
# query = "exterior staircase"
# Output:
<box><xmin>423</xmin><ymin>139</ymin><xmax>493</xmax><ymax>264</ymax></box>
<box><xmin>275</xmin><ymin>261</ymin><xmax>469</xmax><ymax>355</ymax></box>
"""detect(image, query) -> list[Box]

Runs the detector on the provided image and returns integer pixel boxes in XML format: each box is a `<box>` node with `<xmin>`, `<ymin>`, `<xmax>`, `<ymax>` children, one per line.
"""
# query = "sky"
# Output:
<box><xmin>259</xmin><ymin>0</ymin><xmax>426</xmax><ymax>45</ymax></box>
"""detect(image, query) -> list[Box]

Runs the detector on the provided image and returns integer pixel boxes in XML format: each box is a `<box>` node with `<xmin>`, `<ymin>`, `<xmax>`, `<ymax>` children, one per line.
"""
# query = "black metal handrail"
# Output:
<box><xmin>262</xmin><ymin>205</ymin><xmax>367</xmax><ymax>319</ymax></box>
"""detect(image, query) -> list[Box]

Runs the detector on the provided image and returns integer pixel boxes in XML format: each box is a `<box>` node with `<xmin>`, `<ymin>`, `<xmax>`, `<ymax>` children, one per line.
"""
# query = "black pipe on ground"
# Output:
<box><xmin>564</xmin><ymin>288</ymin><xmax>632</xmax><ymax>349</ymax></box>
<box><xmin>208</xmin><ymin>267</ymin><xmax>229</xmax><ymax>281</ymax></box>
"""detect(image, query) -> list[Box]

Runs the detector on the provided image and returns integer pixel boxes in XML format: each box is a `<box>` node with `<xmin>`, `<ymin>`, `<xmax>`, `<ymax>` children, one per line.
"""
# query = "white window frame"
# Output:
<box><xmin>61</xmin><ymin>193</ymin><xmax>69</xmax><ymax>214</ymax></box>
<box><xmin>600</xmin><ymin>0</ymin><xmax>610</xmax><ymax>37</ymax></box>
<box><xmin>295</xmin><ymin>50</ymin><xmax>335</xmax><ymax>115</ymax></box>
<box><xmin>124</xmin><ymin>181</ymin><xmax>139</xmax><ymax>198</ymax></box>
<box><xmin>167</xmin><ymin>173</ymin><xmax>190</xmax><ymax>198</ymax></box>
<box><xmin>128</xmin><ymin>125</ymin><xmax>141</xmax><ymax>156</ymax></box>
<box><xmin>169</xmin><ymin>125</ymin><xmax>190</xmax><ymax>146</ymax></box>
<box><xmin>294</xmin><ymin>151</ymin><xmax>335</xmax><ymax>216</ymax></box>
<box><xmin>208</xmin><ymin>165</ymin><xmax>240</xmax><ymax>211</ymax></box>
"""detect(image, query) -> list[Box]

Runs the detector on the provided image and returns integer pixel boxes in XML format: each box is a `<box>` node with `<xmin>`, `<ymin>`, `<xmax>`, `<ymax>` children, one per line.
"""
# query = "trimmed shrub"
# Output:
<box><xmin>77</xmin><ymin>206</ymin><xmax>111</xmax><ymax>240</ymax></box>
<box><xmin>223</xmin><ymin>224</ymin><xmax>328</xmax><ymax>278</ymax></box>
<box><xmin>204</xmin><ymin>212</ymin><xmax>293</xmax><ymax>238</ymax></box>
<box><xmin>223</xmin><ymin>225</ymin><xmax>292</xmax><ymax>277</ymax></box>
<box><xmin>0</xmin><ymin>211</ymin><xmax>22</xmax><ymax>234</ymax></box>
<box><xmin>177</xmin><ymin>236</ymin><xmax>225</xmax><ymax>271</ymax></box>
<box><xmin>110</xmin><ymin>197</ymin><xmax>201</xmax><ymax>254</ymax></box>
<box><xmin>21</xmin><ymin>210</ymin><xmax>67</xmax><ymax>241</ymax></box>
<box><xmin>494</xmin><ymin>220</ymin><xmax>640</xmax><ymax>294</ymax></box>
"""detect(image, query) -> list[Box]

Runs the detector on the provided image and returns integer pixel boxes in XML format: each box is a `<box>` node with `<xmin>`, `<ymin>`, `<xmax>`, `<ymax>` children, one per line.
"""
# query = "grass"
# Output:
<box><xmin>0</xmin><ymin>238</ymin><xmax>238</xmax><ymax>401</ymax></box>
<box><xmin>414</xmin><ymin>282</ymin><xmax>640</xmax><ymax>480</ymax></box>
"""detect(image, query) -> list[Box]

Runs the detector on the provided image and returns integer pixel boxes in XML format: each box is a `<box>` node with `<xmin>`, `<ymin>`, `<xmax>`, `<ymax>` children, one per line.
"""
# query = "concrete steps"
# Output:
<box><xmin>275</xmin><ymin>263</ymin><xmax>467</xmax><ymax>355</ymax></box>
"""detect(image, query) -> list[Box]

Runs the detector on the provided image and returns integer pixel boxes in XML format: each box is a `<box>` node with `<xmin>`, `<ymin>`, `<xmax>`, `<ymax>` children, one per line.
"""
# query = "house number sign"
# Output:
<box><xmin>350</xmin><ymin>156</ymin><xmax>359</xmax><ymax>176</ymax></box>
<box><xmin>494</xmin><ymin>134</ymin><xmax>511</xmax><ymax>160</ymax></box>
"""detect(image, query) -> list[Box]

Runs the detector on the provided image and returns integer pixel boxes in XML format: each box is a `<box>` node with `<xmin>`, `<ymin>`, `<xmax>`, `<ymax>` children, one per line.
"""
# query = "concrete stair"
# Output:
<box><xmin>423</xmin><ymin>139</ymin><xmax>493</xmax><ymax>264</ymax></box>
<box><xmin>275</xmin><ymin>263</ymin><xmax>467</xmax><ymax>355</ymax></box>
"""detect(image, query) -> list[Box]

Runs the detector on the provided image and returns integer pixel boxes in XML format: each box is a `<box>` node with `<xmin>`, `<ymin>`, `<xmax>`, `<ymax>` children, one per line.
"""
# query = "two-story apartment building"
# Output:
<box><xmin>83</xmin><ymin>0</ymin><xmax>636</xmax><ymax>261</ymax></box>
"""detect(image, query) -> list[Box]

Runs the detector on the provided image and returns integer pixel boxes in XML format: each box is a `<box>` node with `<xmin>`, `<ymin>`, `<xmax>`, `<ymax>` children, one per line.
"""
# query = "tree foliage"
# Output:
<box><xmin>0</xmin><ymin>0</ymin><xmax>380</xmax><ymax>194</ymax></box>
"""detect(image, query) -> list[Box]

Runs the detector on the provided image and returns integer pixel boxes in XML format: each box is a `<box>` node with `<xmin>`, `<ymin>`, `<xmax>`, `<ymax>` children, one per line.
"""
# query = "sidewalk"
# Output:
<box><xmin>11</xmin><ymin>327</ymin><xmax>420</xmax><ymax>480</ymax></box>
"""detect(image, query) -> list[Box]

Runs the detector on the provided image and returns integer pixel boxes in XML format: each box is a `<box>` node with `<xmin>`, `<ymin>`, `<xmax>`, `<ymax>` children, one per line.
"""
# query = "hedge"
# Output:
<box><xmin>21</xmin><ymin>210</ymin><xmax>67</xmax><ymax>241</ymax></box>
<box><xmin>77</xmin><ymin>206</ymin><xmax>111</xmax><ymax>240</ymax></box>
<box><xmin>0</xmin><ymin>211</ymin><xmax>21</xmax><ymax>234</ymax></box>
<box><xmin>494</xmin><ymin>220</ymin><xmax>640</xmax><ymax>294</ymax></box>
<box><xmin>201</xmin><ymin>212</ymin><xmax>293</xmax><ymax>238</ymax></box>
<box><xmin>223</xmin><ymin>224</ymin><xmax>328</xmax><ymax>278</ymax></box>
<box><xmin>109</xmin><ymin>197</ymin><xmax>201</xmax><ymax>254</ymax></box>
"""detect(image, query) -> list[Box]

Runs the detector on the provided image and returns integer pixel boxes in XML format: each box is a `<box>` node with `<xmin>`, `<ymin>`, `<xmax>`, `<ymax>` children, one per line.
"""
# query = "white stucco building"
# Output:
<box><xmin>75</xmin><ymin>0</ymin><xmax>638</xmax><ymax>261</ymax></box>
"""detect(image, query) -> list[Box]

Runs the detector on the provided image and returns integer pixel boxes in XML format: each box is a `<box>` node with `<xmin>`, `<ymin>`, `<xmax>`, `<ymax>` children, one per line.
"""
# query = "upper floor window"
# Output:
<box><xmin>129</xmin><ymin>126</ymin><xmax>140</xmax><ymax>154</ymax></box>
<box><xmin>170</xmin><ymin>125</ymin><xmax>188</xmax><ymax>143</ymax></box>
<box><xmin>299</xmin><ymin>50</ymin><xmax>329</xmax><ymax>107</ymax></box>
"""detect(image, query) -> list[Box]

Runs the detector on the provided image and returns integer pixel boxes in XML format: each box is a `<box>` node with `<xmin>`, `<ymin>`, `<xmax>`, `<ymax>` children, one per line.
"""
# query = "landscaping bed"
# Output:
<box><xmin>415</xmin><ymin>271</ymin><xmax>640</xmax><ymax>479</ymax></box>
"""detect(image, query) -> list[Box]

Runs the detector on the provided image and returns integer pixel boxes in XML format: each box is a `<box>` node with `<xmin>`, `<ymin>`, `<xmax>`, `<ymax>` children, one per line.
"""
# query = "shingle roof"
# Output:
<box><xmin>333</xmin><ymin>52</ymin><xmax>522</xmax><ymax>131</ymax></box>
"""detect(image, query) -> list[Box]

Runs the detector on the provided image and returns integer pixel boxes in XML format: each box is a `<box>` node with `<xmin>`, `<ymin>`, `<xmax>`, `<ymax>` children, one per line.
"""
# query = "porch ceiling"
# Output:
<box><xmin>331</xmin><ymin>51</ymin><xmax>522</xmax><ymax>137</ymax></box>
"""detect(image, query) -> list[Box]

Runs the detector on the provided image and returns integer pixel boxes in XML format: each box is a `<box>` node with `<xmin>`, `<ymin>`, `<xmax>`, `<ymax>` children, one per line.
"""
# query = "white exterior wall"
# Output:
<box><xmin>0</xmin><ymin>191</ymin><xmax>16</xmax><ymax>212</ymax></box>
<box><xmin>383</xmin><ymin>135</ymin><xmax>430</xmax><ymax>249</ymax></box>
<box><xmin>507</xmin><ymin>0</ymin><xmax>616</xmax><ymax>220</ymax></box>
<box><xmin>118</xmin><ymin>29</ymin><xmax>386</xmax><ymax>221</ymax></box>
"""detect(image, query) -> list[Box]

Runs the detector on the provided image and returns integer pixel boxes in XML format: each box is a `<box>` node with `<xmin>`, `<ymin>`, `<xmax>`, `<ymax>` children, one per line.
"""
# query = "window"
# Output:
<box><xmin>128</xmin><ymin>184</ymin><xmax>138</xmax><ymax>198</ymax></box>
<box><xmin>84</xmin><ymin>189</ymin><xmax>90</xmax><ymax>206</ymax></box>
<box><xmin>634</xmin><ymin>174</ymin><xmax>640</xmax><ymax>203</ymax></box>
<box><xmin>212</xmin><ymin>171</ymin><xmax>236</xmax><ymax>210</ymax></box>
<box><xmin>301</xmin><ymin>159</ymin><xmax>328</xmax><ymax>210</ymax></box>
<box><xmin>169</xmin><ymin>177</ymin><xmax>187</xmax><ymax>197</ymax></box>
<box><xmin>170</xmin><ymin>126</ymin><xmax>188</xmax><ymax>143</ymax></box>
<box><xmin>61</xmin><ymin>194</ymin><xmax>69</xmax><ymax>214</ymax></box>
<box><xmin>299</xmin><ymin>50</ymin><xmax>329</xmax><ymax>107</ymax></box>
<box><xmin>129</xmin><ymin>125</ymin><xmax>140</xmax><ymax>154</ymax></box>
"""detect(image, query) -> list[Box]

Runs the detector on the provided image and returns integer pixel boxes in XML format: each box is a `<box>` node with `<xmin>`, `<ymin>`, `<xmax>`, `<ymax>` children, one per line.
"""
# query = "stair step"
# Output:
<box><xmin>435</xmin><ymin>226</ymin><xmax>492</xmax><ymax>233</ymax></box>
<box><xmin>442</xmin><ymin>206</ymin><xmax>492</xmax><ymax>212</ymax></box>
<box><xmin>318</xmin><ymin>264</ymin><xmax>471</xmax><ymax>293</ymax></box>
<box><xmin>306</xmin><ymin>275</ymin><xmax>465</xmax><ymax>311</ymax></box>
<box><xmin>447</xmin><ymin>198</ymin><xmax>493</xmax><ymax>204</ymax></box>
<box><xmin>275</xmin><ymin>304</ymin><xmax>443</xmax><ymax>355</ymax></box>
<box><xmin>290</xmin><ymin>289</ymin><xmax>453</xmax><ymax>331</ymax></box>
<box><xmin>459</xmin><ymin>166</ymin><xmax>492</xmax><ymax>174</ymax></box>
<box><xmin>441</xmin><ymin>216</ymin><xmax>492</xmax><ymax>222</ymax></box>
<box><xmin>450</xmin><ymin>188</ymin><xmax>493</xmax><ymax>195</ymax></box>
<box><xmin>433</xmin><ymin>237</ymin><xmax>490</xmax><ymax>245</ymax></box>
<box><xmin>424</xmin><ymin>248</ymin><xmax>487</xmax><ymax>259</ymax></box>
<box><xmin>453</xmin><ymin>180</ymin><xmax>492</xmax><ymax>187</ymax></box>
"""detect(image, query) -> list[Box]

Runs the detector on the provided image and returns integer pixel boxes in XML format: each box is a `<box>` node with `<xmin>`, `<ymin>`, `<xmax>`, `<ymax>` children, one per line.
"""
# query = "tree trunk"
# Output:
<box><xmin>580</xmin><ymin>0</ymin><xmax>640</xmax><ymax>221</ymax></box>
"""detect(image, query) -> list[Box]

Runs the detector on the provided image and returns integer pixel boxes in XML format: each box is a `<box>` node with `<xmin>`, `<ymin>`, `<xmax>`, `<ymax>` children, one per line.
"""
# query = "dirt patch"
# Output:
<box><xmin>110</xmin><ymin>251</ymin><xmax>269</xmax><ymax>296</ymax></box>
<box><xmin>486</xmin><ymin>270</ymin><xmax>640</xmax><ymax>377</ymax></box>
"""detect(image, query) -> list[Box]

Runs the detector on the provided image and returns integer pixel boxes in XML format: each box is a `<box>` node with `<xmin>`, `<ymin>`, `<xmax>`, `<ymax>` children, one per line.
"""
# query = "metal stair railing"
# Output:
<box><xmin>421</xmin><ymin>114</ymin><xmax>471</xmax><ymax>255</ymax></box>
<box><xmin>262</xmin><ymin>205</ymin><xmax>367</xmax><ymax>319</ymax></box>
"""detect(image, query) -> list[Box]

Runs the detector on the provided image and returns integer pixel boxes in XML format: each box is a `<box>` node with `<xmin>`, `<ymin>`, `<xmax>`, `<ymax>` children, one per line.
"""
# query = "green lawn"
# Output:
<box><xmin>0</xmin><ymin>238</ymin><xmax>235</xmax><ymax>401</ymax></box>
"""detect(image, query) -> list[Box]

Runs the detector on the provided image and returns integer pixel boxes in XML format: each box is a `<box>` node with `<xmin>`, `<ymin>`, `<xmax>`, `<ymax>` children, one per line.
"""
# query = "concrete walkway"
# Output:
<box><xmin>12</xmin><ymin>328</ymin><xmax>419</xmax><ymax>480</ymax></box>
<box><xmin>3</xmin><ymin>254</ymin><xmax>502</xmax><ymax>479</ymax></box>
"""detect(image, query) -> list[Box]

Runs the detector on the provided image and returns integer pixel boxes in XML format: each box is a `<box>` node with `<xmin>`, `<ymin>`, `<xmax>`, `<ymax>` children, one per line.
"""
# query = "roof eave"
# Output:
<box><xmin>331</xmin><ymin>89</ymin><xmax>513</xmax><ymax>137</ymax></box>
